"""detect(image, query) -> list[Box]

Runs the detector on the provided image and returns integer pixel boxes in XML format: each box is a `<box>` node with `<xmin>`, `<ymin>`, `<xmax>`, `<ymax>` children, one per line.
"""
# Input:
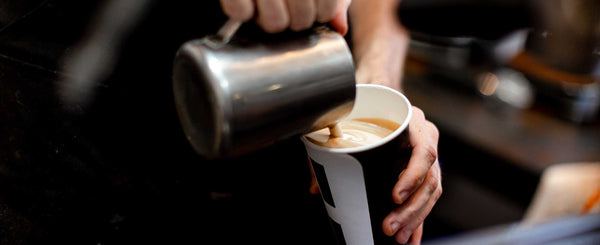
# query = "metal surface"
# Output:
<box><xmin>173</xmin><ymin>27</ymin><xmax>356</xmax><ymax>159</ymax></box>
<box><xmin>215</xmin><ymin>19</ymin><xmax>241</xmax><ymax>44</ymax></box>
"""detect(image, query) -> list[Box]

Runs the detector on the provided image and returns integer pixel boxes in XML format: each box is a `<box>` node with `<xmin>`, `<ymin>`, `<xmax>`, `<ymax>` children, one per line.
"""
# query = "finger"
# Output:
<box><xmin>384</xmin><ymin>165</ymin><xmax>438</xmax><ymax>237</ymax></box>
<box><xmin>384</xmin><ymin>163</ymin><xmax>442</xmax><ymax>243</ymax></box>
<box><xmin>392</xmin><ymin>108</ymin><xmax>438</xmax><ymax>204</ymax></box>
<box><xmin>315</xmin><ymin>0</ymin><xmax>338</xmax><ymax>22</ymax></box>
<box><xmin>327</xmin><ymin>0</ymin><xmax>349</xmax><ymax>35</ymax></box>
<box><xmin>220</xmin><ymin>0</ymin><xmax>255</xmax><ymax>21</ymax></box>
<box><xmin>256</xmin><ymin>0</ymin><xmax>290</xmax><ymax>33</ymax></box>
<box><xmin>395</xmin><ymin>166</ymin><xmax>441</xmax><ymax>244</ymax></box>
<box><xmin>409</xmin><ymin>223</ymin><xmax>423</xmax><ymax>245</ymax></box>
<box><xmin>425</xmin><ymin>120</ymin><xmax>440</xmax><ymax>144</ymax></box>
<box><xmin>286</xmin><ymin>0</ymin><xmax>317</xmax><ymax>31</ymax></box>
<box><xmin>308</xmin><ymin>159</ymin><xmax>321</xmax><ymax>194</ymax></box>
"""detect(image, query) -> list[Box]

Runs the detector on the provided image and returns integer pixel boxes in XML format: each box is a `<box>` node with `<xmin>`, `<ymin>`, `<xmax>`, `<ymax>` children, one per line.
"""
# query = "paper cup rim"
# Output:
<box><xmin>301</xmin><ymin>84</ymin><xmax>412</xmax><ymax>154</ymax></box>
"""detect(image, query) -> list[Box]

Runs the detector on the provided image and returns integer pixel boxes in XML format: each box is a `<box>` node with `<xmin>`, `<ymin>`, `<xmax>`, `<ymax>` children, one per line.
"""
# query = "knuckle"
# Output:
<box><xmin>426</xmin><ymin>171</ymin><xmax>439</xmax><ymax>193</ymax></box>
<box><xmin>427</xmin><ymin>121</ymin><xmax>439</xmax><ymax>139</ymax></box>
<box><xmin>412</xmin><ymin>107</ymin><xmax>425</xmax><ymax>119</ymax></box>
<box><xmin>408</xmin><ymin>174</ymin><xmax>423</xmax><ymax>189</ymax></box>
<box><xmin>405</xmin><ymin>205</ymin><xmax>419</xmax><ymax>220</ymax></box>
<box><xmin>423</xmin><ymin>144</ymin><xmax>438</xmax><ymax>164</ymax></box>
<box><xmin>435</xmin><ymin>185</ymin><xmax>443</xmax><ymax>200</ymax></box>
<box><xmin>414</xmin><ymin>214</ymin><xmax>425</xmax><ymax>226</ymax></box>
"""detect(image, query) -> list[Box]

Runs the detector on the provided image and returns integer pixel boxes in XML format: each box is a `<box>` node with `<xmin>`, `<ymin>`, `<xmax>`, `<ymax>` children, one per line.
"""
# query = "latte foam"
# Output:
<box><xmin>306</xmin><ymin>118</ymin><xmax>400</xmax><ymax>149</ymax></box>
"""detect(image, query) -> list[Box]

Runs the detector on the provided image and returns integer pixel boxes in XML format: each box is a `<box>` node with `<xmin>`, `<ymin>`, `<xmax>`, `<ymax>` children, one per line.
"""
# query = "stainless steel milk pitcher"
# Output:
<box><xmin>172</xmin><ymin>20</ymin><xmax>356</xmax><ymax>159</ymax></box>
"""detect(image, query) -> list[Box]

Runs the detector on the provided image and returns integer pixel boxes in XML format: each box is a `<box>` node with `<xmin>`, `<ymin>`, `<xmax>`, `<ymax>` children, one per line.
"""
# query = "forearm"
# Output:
<box><xmin>349</xmin><ymin>0</ymin><xmax>409</xmax><ymax>91</ymax></box>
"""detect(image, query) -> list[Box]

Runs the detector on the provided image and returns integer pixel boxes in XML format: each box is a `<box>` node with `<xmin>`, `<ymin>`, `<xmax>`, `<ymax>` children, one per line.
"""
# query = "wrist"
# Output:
<box><xmin>353</xmin><ymin>30</ymin><xmax>409</xmax><ymax>92</ymax></box>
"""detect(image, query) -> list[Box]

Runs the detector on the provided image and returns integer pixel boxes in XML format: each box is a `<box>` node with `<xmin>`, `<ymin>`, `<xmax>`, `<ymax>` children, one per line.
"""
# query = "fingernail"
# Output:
<box><xmin>398</xmin><ymin>191</ymin><xmax>409</xmax><ymax>204</ymax></box>
<box><xmin>390</xmin><ymin>222</ymin><xmax>400</xmax><ymax>235</ymax></box>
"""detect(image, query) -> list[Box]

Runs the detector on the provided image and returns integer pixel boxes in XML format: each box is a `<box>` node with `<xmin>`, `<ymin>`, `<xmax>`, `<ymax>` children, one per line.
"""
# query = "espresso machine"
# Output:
<box><xmin>398</xmin><ymin>0</ymin><xmax>600</xmax><ymax>123</ymax></box>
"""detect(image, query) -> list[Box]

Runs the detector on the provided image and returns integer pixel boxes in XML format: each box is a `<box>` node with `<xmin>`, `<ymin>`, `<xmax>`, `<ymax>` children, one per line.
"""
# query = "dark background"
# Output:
<box><xmin>0</xmin><ymin>1</ymin><xmax>336</xmax><ymax>244</ymax></box>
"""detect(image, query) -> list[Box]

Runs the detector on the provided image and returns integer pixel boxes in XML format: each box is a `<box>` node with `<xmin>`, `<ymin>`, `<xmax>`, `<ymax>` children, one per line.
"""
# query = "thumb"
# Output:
<box><xmin>329</xmin><ymin>0</ymin><xmax>350</xmax><ymax>35</ymax></box>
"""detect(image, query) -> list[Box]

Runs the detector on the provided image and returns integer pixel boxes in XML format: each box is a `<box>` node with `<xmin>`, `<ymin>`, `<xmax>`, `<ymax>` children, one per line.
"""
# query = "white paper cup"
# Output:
<box><xmin>302</xmin><ymin>84</ymin><xmax>413</xmax><ymax>245</ymax></box>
